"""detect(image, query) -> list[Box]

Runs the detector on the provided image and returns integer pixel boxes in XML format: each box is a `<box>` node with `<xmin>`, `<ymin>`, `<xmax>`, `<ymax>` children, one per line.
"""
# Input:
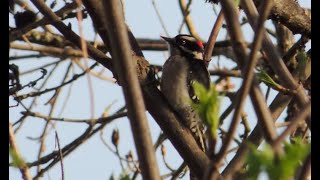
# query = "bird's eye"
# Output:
<box><xmin>180</xmin><ymin>40</ymin><xmax>186</xmax><ymax>45</ymax></box>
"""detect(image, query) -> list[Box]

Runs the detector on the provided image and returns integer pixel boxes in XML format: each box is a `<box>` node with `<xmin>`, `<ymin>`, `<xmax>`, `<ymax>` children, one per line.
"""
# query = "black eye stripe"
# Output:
<box><xmin>177</xmin><ymin>40</ymin><xmax>202</xmax><ymax>51</ymax></box>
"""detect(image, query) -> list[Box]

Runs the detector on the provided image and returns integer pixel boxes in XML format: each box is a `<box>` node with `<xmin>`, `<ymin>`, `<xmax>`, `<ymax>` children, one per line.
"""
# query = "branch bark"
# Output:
<box><xmin>221</xmin><ymin>92</ymin><xmax>292</xmax><ymax>178</ymax></box>
<box><xmin>101</xmin><ymin>0</ymin><xmax>160</xmax><ymax>179</ymax></box>
<box><xmin>253</xmin><ymin>0</ymin><xmax>311</xmax><ymax>38</ymax></box>
<box><xmin>9</xmin><ymin>123</ymin><xmax>32</xmax><ymax>180</ymax></box>
<box><xmin>29</xmin><ymin>0</ymin><xmax>216</xmax><ymax>178</ymax></box>
<box><xmin>241</xmin><ymin>0</ymin><xmax>310</xmax><ymax>108</ymax></box>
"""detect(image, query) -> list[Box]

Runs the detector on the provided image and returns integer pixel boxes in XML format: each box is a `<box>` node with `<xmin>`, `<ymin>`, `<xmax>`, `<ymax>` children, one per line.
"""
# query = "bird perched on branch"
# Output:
<box><xmin>160</xmin><ymin>34</ymin><xmax>210</xmax><ymax>167</ymax></box>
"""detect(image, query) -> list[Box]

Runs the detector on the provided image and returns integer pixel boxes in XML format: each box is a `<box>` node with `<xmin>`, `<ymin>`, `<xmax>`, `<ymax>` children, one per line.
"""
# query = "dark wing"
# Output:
<box><xmin>187</xmin><ymin>59</ymin><xmax>210</xmax><ymax>103</ymax></box>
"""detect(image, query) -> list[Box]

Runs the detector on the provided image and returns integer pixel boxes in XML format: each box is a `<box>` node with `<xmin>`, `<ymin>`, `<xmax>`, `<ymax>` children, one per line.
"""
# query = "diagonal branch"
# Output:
<box><xmin>254</xmin><ymin>0</ymin><xmax>311</xmax><ymax>38</ymax></box>
<box><xmin>178</xmin><ymin>0</ymin><xmax>201</xmax><ymax>40</ymax></box>
<box><xmin>222</xmin><ymin>92</ymin><xmax>292</xmax><ymax>178</ymax></box>
<box><xmin>30</xmin><ymin>0</ymin><xmax>112</xmax><ymax>70</ymax></box>
<box><xmin>9</xmin><ymin>2</ymin><xmax>78</xmax><ymax>42</ymax></box>
<box><xmin>9</xmin><ymin>123</ymin><xmax>32</xmax><ymax>180</ymax></box>
<box><xmin>241</xmin><ymin>0</ymin><xmax>310</xmax><ymax>110</ymax></box>
<box><xmin>204</xmin><ymin>10</ymin><xmax>225</xmax><ymax>63</ymax></box>
<box><xmin>272</xmin><ymin>102</ymin><xmax>311</xmax><ymax>148</ymax></box>
<box><xmin>215</xmin><ymin>0</ymin><xmax>276</xmax><ymax>166</ymax></box>
<box><xmin>30</xmin><ymin>0</ymin><xmax>213</xmax><ymax>178</ymax></box>
<box><xmin>101</xmin><ymin>0</ymin><xmax>160</xmax><ymax>179</ymax></box>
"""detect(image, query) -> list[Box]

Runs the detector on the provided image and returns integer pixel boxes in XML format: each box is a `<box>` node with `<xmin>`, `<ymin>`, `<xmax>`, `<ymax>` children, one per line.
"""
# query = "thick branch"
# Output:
<box><xmin>9</xmin><ymin>2</ymin><xmax>78</xmax><ymax>42</ymax></box>
<box><xmin>254</xmin><ymin>0</ymin><xmax>311</xmax><ymax>38</ymax></box>
<box><xmin>101</xmin><ymin>0</ymin><xmax>160</xmax><ymax>179</ymax></box>
<box><xmin>16</xmin><ymin>30</ymin><xmax>238</xmax><ymax>58</ymax></box>
<box><xmin>30</xmin><ymin>0</ymin><xmax>214</xmax><ymax>178</ymax></box>
<box><xmin>30</xmin><ymin>0</ymin><xmax>112</xmax><ymax>70</ymax></box>
<box><xmin>222</xmin><ymin>93</ymin><xmax>292</xmax><ymax>178</ymax></box>
<box><xmin>242</xmin><ymin>0</ymin><xmax>310</xmax><ymax>108</ymax></box>
<box><xmin>217</xmin><ymin>0</ymin><xmax>278</xmax><ymax>159</ymax></box>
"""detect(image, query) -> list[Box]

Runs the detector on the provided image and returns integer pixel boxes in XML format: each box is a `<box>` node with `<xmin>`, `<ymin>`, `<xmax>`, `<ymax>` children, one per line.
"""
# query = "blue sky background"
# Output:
<box><xmin>9</xmin><ymin>0</ymin><xmax>310</xmax><ymax>179</ymax></box>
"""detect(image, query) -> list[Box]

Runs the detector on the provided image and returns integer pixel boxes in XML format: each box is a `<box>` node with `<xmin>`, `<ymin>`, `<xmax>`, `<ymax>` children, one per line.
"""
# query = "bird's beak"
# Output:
<box><xmin>160</xmin><ymin>36</ymin><xmax>175</xmax><ymax>44</ymax></box>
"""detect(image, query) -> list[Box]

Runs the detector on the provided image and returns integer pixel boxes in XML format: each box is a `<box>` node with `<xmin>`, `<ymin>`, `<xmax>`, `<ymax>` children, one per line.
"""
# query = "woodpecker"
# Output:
<box><xmin>160</xmin><ymin>34</ymin><xmax>210</xmax><ymax>152</ymax></box>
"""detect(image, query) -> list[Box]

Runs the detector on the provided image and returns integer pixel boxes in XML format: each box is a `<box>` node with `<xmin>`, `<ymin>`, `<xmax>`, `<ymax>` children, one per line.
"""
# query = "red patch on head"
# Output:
<box><xmin>196</xmin><ymin>40</ymin><xmax>204</xmax><ymax>49</ymax></box>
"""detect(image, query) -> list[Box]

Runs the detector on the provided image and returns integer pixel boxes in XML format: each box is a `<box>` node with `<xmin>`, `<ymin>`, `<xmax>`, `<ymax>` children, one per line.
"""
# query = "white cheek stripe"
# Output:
<box><xmin>179</xmin><ymin>46</ymin><xmax>203</xmax><ymax>60</ymax></box>
<box><xmin>193</xmin><ymin>51</ymin><xmax>203</xmax><ymax>60</ymax></box>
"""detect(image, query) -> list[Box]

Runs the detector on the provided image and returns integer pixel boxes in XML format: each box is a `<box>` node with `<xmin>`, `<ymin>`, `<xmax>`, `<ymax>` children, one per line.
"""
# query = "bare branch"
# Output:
<box><xmin>272</xmin><ymin>102</ymin><xmax>311</xmax><ymax>148</ymax></box>
<box><xmin>241</xmin><ymin>0</ymin><xmax>310</xmax><ymax>108</ymax></box>
<box><xmin>212</xmin><ymin>0</ymin><xmax>279</xmax><ymax>171</ymax></box>
<box><xmin>101</xmin><ymin>0</ymin><xmax>160</xmax><ymax>179</ymax></box>
<box><xmin>9</xmin><ymin>2</ymin><xmax>78</xmax><ymax>42</ymax></box>
<box><xmin>54</xmin><ymin>131</ymin><xmax>65</xmax><ymax>180</ymax></box>
<box><xmin>21</xmin><ymin>110</ymin><xmax>128</xmax><ymax>124</ymax></box>
<box><xmin>204</xmin><ymin>10</ymin><xmax>224</xmax><ymax>63</ymax></box>
<box><xmin>30</xmin><ymin>0</ymin><xmax>112</xmax><ymax>70</ymax></box>
<box><xmin>222</xmin><ymin>93</ymin><xmax>292</xmax><ymax>178</ymax></box>
<box><xmin>255</xmin><ymin>0</ymin><xmax>311</xmax><ymax>38</ymax></box>
<box><xmin>81</xmin><ymin>0</ymin><xmax>214</xmax><ymax>178</ymax></box>
<box><xmin>9</xmin><ymin>123</ymin><xmax>32</xmax><ymax>180</ymax></box>
<box><xmin>298</xmin><ymin>153</ymin><xmax>311</xmax><ymax>180</ymax></box>
<box><xmin>178</xmin><ymin>0</ymin><xmax>201</xmax><ymax>40</ymax></box>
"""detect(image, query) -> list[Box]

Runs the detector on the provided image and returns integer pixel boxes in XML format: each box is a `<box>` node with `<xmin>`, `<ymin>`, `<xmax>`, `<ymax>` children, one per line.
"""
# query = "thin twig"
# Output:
<box><xmin>13</xmin><ymin>62</ymin><xmax>61</xmax><ymax>132</ymax></box>
<box><xmin>222</xmin><ymin>92</ymin><xmax>292</xmax><ymax>178</ymax></box>
<box><xmin>56</xmin><ymin>62</ymin><xmax>74</xmax><ymax>116</ymax></box>
<box><xmin>9</xmin><ymin>54</ymin><xmax>47</xmax><ymax>61</ymax></box>
<box><xmin>20</xmin><ymin>60</ymin><xmax>64</xmax><ymax>75</ymax></box>
<box><xmin>16</xmin><ymin>63</ymin><xmax>98</xmax><ymax>100</ymax></box>
<box><xmin>9</xmin><ymin>123</ymin><xmax>32</xmax><ymax>180</ymax></box>
<box><xmin>10</xmin><ymin>43</ymin><xmax>85</xmax><ymax>57</ymax></box>
<box><xmin>30</xmin><ymin>0</ymin><xmax>213</xmax><ymax>178</ymax></box>
<box><xmin>9</xmin><ymin>2</ymin><xmax>78</xmax><ymax>42</ymax></box>
<box><xmin>204</xmin><ymin>10</ymin><xmax>225</xmax><ymax>62</ymax></box>
<box><xmin>161</xmin><ymin>144</ymin><xmax>175</xmax><ymax>172</ymax></box>
<box><xmin>30</xmin><ymin>0</ymin><xmax>113</xmax><ymax>70</ymax></box>
<box><xmin>99</xmin><ymin>130</ymin><xmax>139</xmax><ymax>164</ymax></box>
<box><xmin>36</xmin><ymin>63</ymin><xmax>70</xmax><ymax>176</ymax></box>
<box><xmin>55</xmin><ymin>131</ymin><xmax>65</xmax><ymax>180</ymax></box>
<box><xmin>31</xmin><ymin>105</ymin><xmax>127</xmax><ymax>178</ymax></box>
<box><xmin>178</xmin><ymin>0</ymin><xmax>200</xmax><ymax>40</ymax></box>
<box><xmin>22</xmin><ymin>111</ymin><xmax>128</xmax><ymax>124</ymax></box>
<box><xmin>151</xmin><ymin>0</ymin><xmax>170</xmax><ymax>36</ymax></box>
<box><xmin>208</xmin><ymin>0</ymin><xmax>280</xmax><ymax>178</ymax></box>
<box><xmin>214</xmin><ymin>0</ymin><xmax>273</xmax><ymax>167</ymax></box>
<box><xmin>74</xmin><ymin>61</ymin><xmax>116</xmax><ymax>83</ymax></box>
<box><xmin>272</xmin><ymin>102</ymin><xmax>311</xmax><ymax>149</ymax></box>
<box><xmin>171</xmin><ymin>162</ymin><xmax>188</xmax><ymax>180</ymax></box>
<box><xmin>241</xmin><ymin>0</ymin><xmax>310</xmax><ymax>109</ymax></box>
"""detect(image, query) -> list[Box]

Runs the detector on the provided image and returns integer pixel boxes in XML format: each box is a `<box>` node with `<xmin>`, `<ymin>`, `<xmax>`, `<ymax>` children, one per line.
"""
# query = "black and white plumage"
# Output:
<box><xmin>160</xmin><ymin>34</ymin><xmax>210</xmax><ymax>152</ymax></box>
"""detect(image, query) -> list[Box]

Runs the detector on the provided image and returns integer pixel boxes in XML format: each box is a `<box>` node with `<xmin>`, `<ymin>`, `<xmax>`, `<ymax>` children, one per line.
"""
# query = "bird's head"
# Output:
<box><xmin>161</xmin><ymin>34</ymin><xmax>204</xmax><ymax>60</ymax></box>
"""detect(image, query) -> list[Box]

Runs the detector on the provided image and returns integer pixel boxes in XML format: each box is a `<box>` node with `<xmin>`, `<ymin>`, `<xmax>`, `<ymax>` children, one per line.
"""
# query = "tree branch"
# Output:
<box><xmin>101</xmin><ymin>0</ymin><xmax>161</xmax><ymax>179</ymax></box>
<box><xmin>222</xmin><ymin>93</ymin><xmax>292</xmax><ymax>178</ymax></box>
<box><xmin>254</xmin><ymin>0</ymin><xmax>311</xmax><ymax>38</ymax></box>
<box><xmin>241</xmin><ymin>0</ymin><xmax>310</xmax><ymax>108</ymax></box>
<box><xmin>9</xmin><ymin>123</ymin><xmax>32</xmax><ymax>180</ymax></box>
<box><xmin>30</xmin><ymin>0</ymin><xmax>216</xmax><ymax>178</ymax></box>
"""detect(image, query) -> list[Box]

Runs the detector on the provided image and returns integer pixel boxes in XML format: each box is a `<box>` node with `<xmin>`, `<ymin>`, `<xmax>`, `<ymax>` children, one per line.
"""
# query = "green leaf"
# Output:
<box><xmin>9</xmin><ymin>148</ymin><xmax>26</xmax><ymax>168</ymax></box>
<box><xmin>271</xmin><ymin>138</ymin><xmax>310</xmax><ymax>179</ymax></box>
<box><xmin>257</xmin><ymin>68</ymin><xmax>281</xmax><ymax>89</ymax></box>
<box><xmin>119</xmin><ymin>173</ymin><xmax>130</xmax><ymax>180</ymax></box>
<box><xmin>245</xmin><ymin>138</ymin><xmax>310</xmax><ymax>180</ymax></box>
<box><xmin>191</xmin><ymin>82</ymin><xmax>221</xmax><ymax>139</ymax></box>
<box><xmin>246</xmin><ymin>143</ymin><xmax>274</xmax><ymax>180</ymax></box>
